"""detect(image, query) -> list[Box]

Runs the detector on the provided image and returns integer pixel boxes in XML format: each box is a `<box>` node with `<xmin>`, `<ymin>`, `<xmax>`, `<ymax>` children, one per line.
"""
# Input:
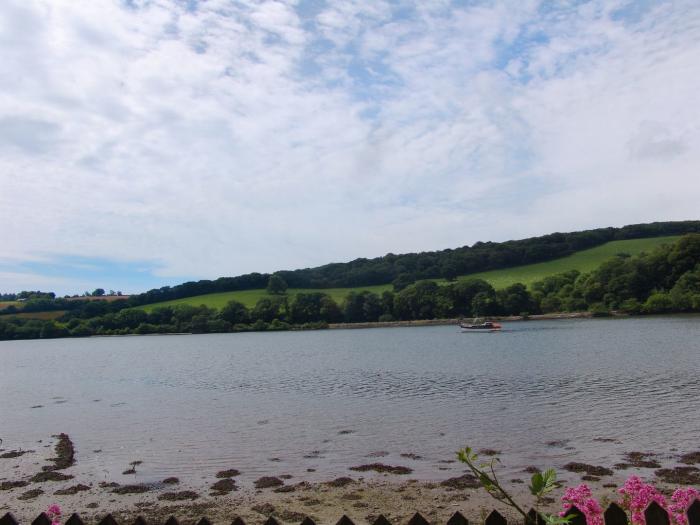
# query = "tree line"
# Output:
<box><xmin>1</xmin><ymin>233</ymin><xmax>699</xmax><ymax>340</ymax></box>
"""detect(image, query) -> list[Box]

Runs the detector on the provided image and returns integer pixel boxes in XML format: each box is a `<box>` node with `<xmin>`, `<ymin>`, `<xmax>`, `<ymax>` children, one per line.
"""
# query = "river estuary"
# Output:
<box><xmin>1</xmin><ymin>316</ymin><xmax>699</xmax><ymax>488</ymax></box>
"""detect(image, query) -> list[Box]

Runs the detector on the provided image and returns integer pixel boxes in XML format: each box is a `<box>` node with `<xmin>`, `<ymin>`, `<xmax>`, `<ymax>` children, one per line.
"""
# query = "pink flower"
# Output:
<box><xmin>46</xmin><ymin>504</ymin><xmax>62</xmax><ymax>525</ymax></box>
<box><xmin>560</xmin><ymin>484</ymin><xmax>603</xmax><ymax>525</ymax></box>
<box><xmin>618</xmin><ymin>476</ymin><xmax>668</xmax><ymax>525</ymax></box>
<box><xmin>668</xmin><ymin>487</ymin><xmax>699</xmax><ymax>525</ymax></box>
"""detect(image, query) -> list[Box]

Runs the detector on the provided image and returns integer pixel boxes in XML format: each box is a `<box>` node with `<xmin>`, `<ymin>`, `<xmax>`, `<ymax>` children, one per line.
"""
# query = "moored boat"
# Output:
<box><xmin>459</xmin><ymin>317</ymin><xmax>502</xmax><ymax>332</ymax></box>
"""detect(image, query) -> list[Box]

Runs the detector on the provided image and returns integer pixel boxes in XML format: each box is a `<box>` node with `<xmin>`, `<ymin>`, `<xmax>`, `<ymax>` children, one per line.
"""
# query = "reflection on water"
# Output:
<box><xmin>0</xmin><ymin>316</ymin><xmax>698</xmax><ymax>485</ymax></box>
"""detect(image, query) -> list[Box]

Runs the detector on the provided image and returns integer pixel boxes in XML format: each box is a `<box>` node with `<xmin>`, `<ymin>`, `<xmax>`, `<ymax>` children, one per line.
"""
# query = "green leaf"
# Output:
<box><xmin>543</xmin><ymin>514</ymin><xmax>575</xmax><ymax>525</ymax></box>
<box><xmin>541</xmin><ymin>468</ymin><xmax>558</xmax><ymax>494</ymax></box>
<box><xmin>457</xmin><ymin>447</ymin><xmax>478</xmax><ymax>464</ymax></box>
<box><xmin>530</xmin><ymin>472</ymin><xmax>544</xmax><ymax>495</ymax></box>
<box><xmin>478</xmin><ymin>472</ymin><xmax>494</xmax><ymax>489</ymax></box>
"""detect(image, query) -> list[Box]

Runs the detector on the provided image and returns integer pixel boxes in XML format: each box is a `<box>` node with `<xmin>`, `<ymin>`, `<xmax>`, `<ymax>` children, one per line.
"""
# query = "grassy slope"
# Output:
<box><xmin>451</xmin><ymin>236</ymin><xmax>679</xmax><ymax>289</ymax></box>
<box><xmin>140</xmin><ymin>285</ymin><xmax>392</xmax><ymax>311</ymax></box>
<box><xmin>138</xmin><ymin>236</ymin><xmax>679</xmax><ymax>311</ymax></box>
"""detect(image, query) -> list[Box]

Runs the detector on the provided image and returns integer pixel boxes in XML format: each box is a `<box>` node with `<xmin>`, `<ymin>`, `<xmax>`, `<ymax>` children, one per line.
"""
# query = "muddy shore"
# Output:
<box><xmin>2</xmin><ymin>436</ymin><xmax>698</xmax><ymax>524</ymax></box>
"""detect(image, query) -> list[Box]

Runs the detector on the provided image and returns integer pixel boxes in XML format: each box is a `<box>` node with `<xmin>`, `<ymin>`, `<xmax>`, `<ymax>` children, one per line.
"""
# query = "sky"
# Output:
<box><xmin>1</xmin><ymin>0</ymin><xmax>699</xmax><ymax>295</ymax></box>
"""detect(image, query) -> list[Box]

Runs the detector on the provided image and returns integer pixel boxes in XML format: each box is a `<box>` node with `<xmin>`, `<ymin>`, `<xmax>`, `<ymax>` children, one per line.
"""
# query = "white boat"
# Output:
<box><xmin>459</xmin><ymin>317</ymin><xmax>502</xmax><ymax>332</ymax></box>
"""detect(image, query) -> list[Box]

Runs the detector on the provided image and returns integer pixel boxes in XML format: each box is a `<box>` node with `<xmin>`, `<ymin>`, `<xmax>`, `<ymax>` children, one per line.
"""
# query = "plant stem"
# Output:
<box><xmin>463</xmin><ymin>459</ymin><xmax>531</xmax><ymax>524</ymax></box>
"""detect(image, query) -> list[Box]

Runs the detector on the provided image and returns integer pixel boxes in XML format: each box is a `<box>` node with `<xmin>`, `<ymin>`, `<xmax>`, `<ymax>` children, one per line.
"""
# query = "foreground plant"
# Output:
<box><xmin>46</xmin><ymin>504</ymin><xmax>62</xmax><ymax>525</ymax></box>
<box><xmin>457</xmin><ymin>446</ymin><xmax>574</xmax><ymax>525</ymax></box>
<box><xmin>560</xmin><ymin>484</ymin><xmax>603</xmax><ymax>525</ymax></box>
<box><xmin>619</xmin><ymin>476</ymin><xmax>700</xmax><ymax>525</ymax></box>
<box><xmin>618</xmin><ymin>475</ymin><xmax>668</xmax><ymax>525</ymax></box>
<box><xmin>669</xmin><ymin>487</ymin><xmax>700</xmax><ymax>525</ymax></box>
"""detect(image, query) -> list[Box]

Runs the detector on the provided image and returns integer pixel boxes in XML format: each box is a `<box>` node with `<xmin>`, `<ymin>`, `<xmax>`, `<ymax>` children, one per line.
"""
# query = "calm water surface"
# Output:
<box><xmin>1</xmin><ymin>317</ymin><xmax>698</xmax><ymax>485</ymax></box>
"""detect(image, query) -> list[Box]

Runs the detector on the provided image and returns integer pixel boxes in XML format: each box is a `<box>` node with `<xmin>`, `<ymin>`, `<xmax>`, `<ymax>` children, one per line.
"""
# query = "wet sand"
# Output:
<box><xmin>2</xmin><ymin>436</ymin><xmax>698</xmax><ymax>524</ymax></box>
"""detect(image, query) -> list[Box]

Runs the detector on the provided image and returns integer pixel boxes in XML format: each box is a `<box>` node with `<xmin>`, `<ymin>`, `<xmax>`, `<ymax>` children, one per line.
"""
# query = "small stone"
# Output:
<box><xmin>216</xmin><ymin>469</ymin><xmax>241</xmax><ymax>478</ymax></box>
<box><xmin>349</xmin><ymin>463</ymin><xmax>412</xmax><ymax>475</ymax></box>
<box><xmin>326</xmin><ymin>477</ymin><xmax>354</xmax><ymax>487</ymax></box>
<box><xmin>210</xmin><ymin>478</ymin><xmax>237</xmax><ymax>494</ymax></box>
<box><xmin>255</xmin><ymin>476</ymin><xmax>284</xmax><ymax>489</ymax></box>
<box><xmin>18</xmin><ymin>488</ymin><xmax>44</xmax><ymax>500</ymax></box>
<box><xmin>54</xmin><ymin>484</ymin><xmax>91</xmax><ymax>495</ymax></box>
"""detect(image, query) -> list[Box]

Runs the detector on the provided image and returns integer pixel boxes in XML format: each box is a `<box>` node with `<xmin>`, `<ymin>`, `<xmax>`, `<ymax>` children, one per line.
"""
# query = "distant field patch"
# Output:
<box><xmin>0</xmin><ymin>310</ymin><xmax>67</xmax><ymax>321</ymax></box>
<box><xmin>138</xmin><ymin>236</ymin><xmax>679</xmax><ymax>311</ymax></box>
<box><xmin>0</xmin><ymin>301</ymin><xmax>20</xmax><ymax>309</ymax></box>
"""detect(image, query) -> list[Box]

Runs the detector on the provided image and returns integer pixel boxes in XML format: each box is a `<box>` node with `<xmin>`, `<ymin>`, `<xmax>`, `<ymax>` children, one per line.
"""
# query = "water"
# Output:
<box><xmin>1</xmin><ymin>317</ymin><xmax>699</xmax><ymax>487</ymax></box>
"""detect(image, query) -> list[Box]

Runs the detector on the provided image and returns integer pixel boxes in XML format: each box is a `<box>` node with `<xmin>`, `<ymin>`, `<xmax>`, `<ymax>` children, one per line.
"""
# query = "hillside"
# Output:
<box><xmin>139</xmin><ymin>235</ymin><xmax>679</xmax><ymax>311</ymax></box>
<box><xmin>4</xmin><ymin>233</ymin><xmax>698</xmax><ymax>339</ymax></box>
<box><xmin>453</xmin><ymin>236</ymin><xmax>680</xmax><ymax>289</ymax></box>
<box><xmin>140</xmin><ymin>285</ymin><xmax>392</xmax><ymax>311</ymax></box>
<box><xmin>128</xmin><ymin>221</ymin><xmax>700</xmax><ymax>307</ymax></box>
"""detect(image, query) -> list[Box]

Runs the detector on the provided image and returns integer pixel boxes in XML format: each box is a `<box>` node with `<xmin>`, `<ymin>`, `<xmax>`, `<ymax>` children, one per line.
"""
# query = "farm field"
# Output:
<box><xmin>451</xmin><ymin>235</ymin><xmax>679</xmax><ymax>289</ymax></box>
<box><xmin>139</xmin><ymin>236</ymin><xmax>679</xmax><ymax>311</ymax></box>
<box><xmin>0</xmin><ymin>301</ymin><xmax>20</xmax><ymax>309</ymax></box>
<box><xmin>139</xmin><ymin>285</ymin><xmax>392</xmax><ymax>311</ymax></box>
<box><xmin>0</xmin><ymin>310</ymin><xmax>67</xmax><ymax>321</ymax></box>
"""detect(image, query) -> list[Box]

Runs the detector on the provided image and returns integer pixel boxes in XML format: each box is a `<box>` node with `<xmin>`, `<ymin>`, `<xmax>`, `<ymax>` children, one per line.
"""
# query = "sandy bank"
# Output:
<box><xmin>2</xmin><ymin>436</ymin><xmax>696</xmax><ymax>525</ymax></box>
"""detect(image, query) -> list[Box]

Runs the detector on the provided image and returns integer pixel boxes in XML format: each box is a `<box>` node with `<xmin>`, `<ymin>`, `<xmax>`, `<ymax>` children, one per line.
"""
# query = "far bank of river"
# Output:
<box><xmin>90</xmin><ymin>311</ymin><xmax>620</xmax><ymax>338</ymax></box>
<box><xmin>327</xmin><ymin>311</ymin><xmax>610</xmax><ymax>330</ymax></box>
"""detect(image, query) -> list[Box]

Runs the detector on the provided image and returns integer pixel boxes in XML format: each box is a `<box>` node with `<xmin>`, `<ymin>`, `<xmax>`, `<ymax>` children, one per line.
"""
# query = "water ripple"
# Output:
<box><xmin>1</xmin><ymin>316</ymin><xmax>699</xmax><ymax>483</ymax></box>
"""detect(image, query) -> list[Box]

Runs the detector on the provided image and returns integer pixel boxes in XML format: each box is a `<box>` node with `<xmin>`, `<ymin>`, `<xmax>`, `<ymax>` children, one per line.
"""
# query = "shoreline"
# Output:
<box><xmin>99</xmin><ymin>311</ymin><xmax>623</xmax><ymax>337</ymax></box>
<box><xmin>0</xmin><ymin>459</ymin><xmax>692</xmax><ymax>525</ymax></box>
<box><xmin>2</xmin><ymin>436</ymin><xmax>698</xmax><ymax>524</ymax></box>
<box><xmin>327</xmin><ymin>311</ymin><xmax>620</xmax><ymax>330</ymax></box>
<box><xmin>6</xmin><ymin>311</ymin><xmax>692</xmax><ymax>341</ymax></box>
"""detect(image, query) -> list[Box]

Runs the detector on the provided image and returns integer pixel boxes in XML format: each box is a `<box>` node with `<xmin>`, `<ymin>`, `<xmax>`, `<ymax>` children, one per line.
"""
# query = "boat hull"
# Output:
<box><xmin>459</xmin><ymin>321</ymin><xmax>502</xmax><ymax>332</ymax></box>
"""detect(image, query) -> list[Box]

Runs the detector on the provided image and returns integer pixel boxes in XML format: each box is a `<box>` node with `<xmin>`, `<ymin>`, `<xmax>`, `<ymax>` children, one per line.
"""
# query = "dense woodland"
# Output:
<box><xmin>1</xmin><ymin>233</ymin><xmax>699</xmax><ymax>340</ymax></box>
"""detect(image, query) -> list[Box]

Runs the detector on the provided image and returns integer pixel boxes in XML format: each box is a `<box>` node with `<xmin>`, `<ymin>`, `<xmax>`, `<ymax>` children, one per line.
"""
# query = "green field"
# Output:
<box><xmin>450</xmin><ymin>235</ymin><xmax>679</xmax><ymax>289</ymax></box>
<box><xmin>0</xmin><ymin>301</ymin><xmax>20</xmax><ymax>309</ymax></box>
<box><xmin>139</xmin><ymin>285</ymin><xmax>392</xmax><ymax>311</ymax></box>
<box><xmin>0</xmin><ymin>310</ymin><xmax>67</xmax><ymax>321</ymax></box>
<box><xmin>137</xmin><ymin>236</ymin><xmax>679</xmax><ymax>312</ymax></box>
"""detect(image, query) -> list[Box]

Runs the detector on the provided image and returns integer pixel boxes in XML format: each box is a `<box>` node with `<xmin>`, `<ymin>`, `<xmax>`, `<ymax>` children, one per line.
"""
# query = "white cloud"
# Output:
<box><xmin>1</xmin><ymin>0</ymin><xmax>699</xmax><ymax>293</ymax></box>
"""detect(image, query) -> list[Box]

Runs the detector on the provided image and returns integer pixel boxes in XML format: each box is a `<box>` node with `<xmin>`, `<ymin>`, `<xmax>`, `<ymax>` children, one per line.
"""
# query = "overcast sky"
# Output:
<box><xmin>1</xmin><ymin>0</ymin><xmax>699</xmax><ymax>295</ymax></box>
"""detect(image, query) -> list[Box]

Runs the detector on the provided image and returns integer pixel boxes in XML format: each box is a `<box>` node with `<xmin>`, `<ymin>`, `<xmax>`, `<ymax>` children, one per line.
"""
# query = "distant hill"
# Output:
<box><xmin>3</xmin><ymin>231</ymin><xmax>699</xmax><ymax>339</ymax></box>
<box><xmin>447</xmin><ymin>236</ymin><xmax>681</xmax><ymax>289</ymax></box>
<box><xmin>139</xmin><ymin>235</ymin><xmax>679</xmax><ymax>311</ymax></box>
<box><xmin>129</xmin><ymin>220</ymin><xmax>700</xmax><ymax>307</ymax></box>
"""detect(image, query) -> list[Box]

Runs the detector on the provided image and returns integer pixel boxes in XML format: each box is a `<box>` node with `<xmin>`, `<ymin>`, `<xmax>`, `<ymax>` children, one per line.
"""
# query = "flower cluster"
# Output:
<box><xmin>46</xmin><ymin>504</ymin><xmax>62</xmax><ymax>525</ymax></box>
<box><xmin>560</xmin><ymin>484</ymin><xmax>604</xmax><ymax>525</ymax></box>
<box><xmin>668</xmin><ymin>487</ymin><xmax>699</xmax><ymax>525</ymax></box>
<box><xmin>618</xmin><ymin>476</ymin><xmax>668</xmax><ymax>525</ymax></box>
